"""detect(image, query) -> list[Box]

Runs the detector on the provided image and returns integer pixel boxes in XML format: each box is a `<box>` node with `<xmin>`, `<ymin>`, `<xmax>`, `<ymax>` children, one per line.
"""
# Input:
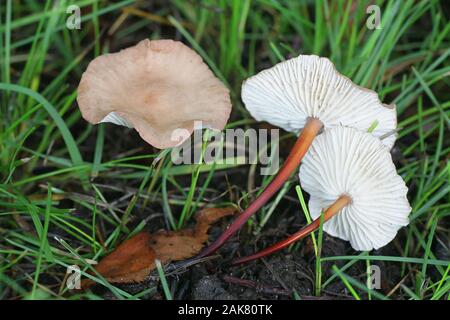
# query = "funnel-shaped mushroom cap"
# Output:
<box><xmin>299</xmin><ymin>126</ymin><xmax>411</xmax><ymax>251</ymax></box>
<box><xmin>242</xmin><ymin>55</ymin><xmax>397</xmax><ymax>148</ymax></box>
<box><xmin>77</xmin><ymin>39</ymin><xmax>231</xmax><ymax>149</ymax></box>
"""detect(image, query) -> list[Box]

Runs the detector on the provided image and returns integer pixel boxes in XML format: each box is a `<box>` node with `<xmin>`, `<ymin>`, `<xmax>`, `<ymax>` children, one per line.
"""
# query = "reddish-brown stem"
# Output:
<box><xmin>231</xmin><ymin>195</ymin><xmax>352</xmax><ymax>266</ymax></box>
<box><xmin>197</xmin><ymin>118</ymin><xmax>323</xmax><ymax>258</ymax></box>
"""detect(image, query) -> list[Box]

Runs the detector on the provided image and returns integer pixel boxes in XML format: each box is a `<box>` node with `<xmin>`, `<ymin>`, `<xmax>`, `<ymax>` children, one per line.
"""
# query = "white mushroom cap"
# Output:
<box><xmin>77</xmin><ymin>39</ymin><xmax>231</xmax><ymax>149</ymax></box>
<box><xmin>299</xmin><ymin>126</ymin><xmax>411</xmax><ymax>251</ymax></box>
<box><xmin>241</xmin><ymin>55</ymin><xmax>397</xmax><ymax>148</ymax></box>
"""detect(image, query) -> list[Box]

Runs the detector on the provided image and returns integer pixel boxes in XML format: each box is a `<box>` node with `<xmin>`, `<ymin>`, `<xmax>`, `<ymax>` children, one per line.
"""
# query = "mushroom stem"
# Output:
<box><xmin>231</xmin><ymin>194</ymin><xmax>352</xmax><ymax>266</ymax></box>
<box><xmin>197</xmin><ymin>117</ymin><xmax>323</xmax><ymax>258</ymax></box>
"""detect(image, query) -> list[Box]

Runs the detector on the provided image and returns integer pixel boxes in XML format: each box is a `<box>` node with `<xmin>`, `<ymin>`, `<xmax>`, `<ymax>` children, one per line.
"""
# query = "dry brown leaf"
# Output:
<box><xmin>81</xmin><ymin>207</ymin><xmax>235</xmax><ymax>289</ymax></box>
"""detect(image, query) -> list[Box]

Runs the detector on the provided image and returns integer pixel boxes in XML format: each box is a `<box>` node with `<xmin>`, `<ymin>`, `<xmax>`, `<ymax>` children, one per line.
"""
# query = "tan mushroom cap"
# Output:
<box><xmin>77</xmin><ymin>39</ymin><xmax>232</xmax><ymax>149</ymax></box>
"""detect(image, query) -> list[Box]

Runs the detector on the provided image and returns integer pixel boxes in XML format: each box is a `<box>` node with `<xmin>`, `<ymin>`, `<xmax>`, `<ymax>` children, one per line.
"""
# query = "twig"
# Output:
<box><xmin>222</xmin><ymin>275</ymin><xmax>291</xmax><ymax>297</ymax></box>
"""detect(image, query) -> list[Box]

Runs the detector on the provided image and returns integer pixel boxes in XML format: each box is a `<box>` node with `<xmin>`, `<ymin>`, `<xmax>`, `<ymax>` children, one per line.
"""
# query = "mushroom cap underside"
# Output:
<box><xmin>242</xmin><ymin>54</ymin><xmax>397</xmax><ymax>149</ymax></box>
<box><xmin>299</xmin><ymin>126</ymin><xmax>411</xmax><ymax>251</ymax></box>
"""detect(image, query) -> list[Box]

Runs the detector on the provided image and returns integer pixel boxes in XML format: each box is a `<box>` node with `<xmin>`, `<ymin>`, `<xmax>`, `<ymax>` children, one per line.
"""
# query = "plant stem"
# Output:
<box><xmin>315</xmin><ymin>209</ymin><xmax>325</xmax><ymax>296</ymax></box>
<box><xmin>197</xmin><ymin>118</ymin><xmax>323</xmax><ymax>258</ymax></box>
<box><xmin>231</xmin><ymin>195</ymin><xmax>352</xmax><ymax>265</ymax></box>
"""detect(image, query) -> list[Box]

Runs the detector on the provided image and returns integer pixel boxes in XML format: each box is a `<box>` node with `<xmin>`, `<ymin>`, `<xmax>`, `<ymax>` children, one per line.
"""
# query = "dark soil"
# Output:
<box><xmin>92</xmin><ymin>208</ymin><xmax>410</xmax><ymax>300</ymax></box>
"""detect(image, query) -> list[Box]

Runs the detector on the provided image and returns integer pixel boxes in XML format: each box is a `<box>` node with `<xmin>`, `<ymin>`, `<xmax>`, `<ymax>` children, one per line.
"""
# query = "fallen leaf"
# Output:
<box><xmin>81</xmin><ymin>207</ymin><xmax>235</xmax><ymax>289</ymax></box>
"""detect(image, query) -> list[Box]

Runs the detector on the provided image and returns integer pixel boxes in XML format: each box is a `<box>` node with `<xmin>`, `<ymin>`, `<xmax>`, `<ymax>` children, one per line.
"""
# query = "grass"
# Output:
<box><xmin>0</xmin><ymin>0</ymin><xmax>449</xmax><ymax>300</ymax></box>
<box><xmin>155</xmin><ymin>259</ymin><xmax>172</xmax><ymax>300</ymax></box>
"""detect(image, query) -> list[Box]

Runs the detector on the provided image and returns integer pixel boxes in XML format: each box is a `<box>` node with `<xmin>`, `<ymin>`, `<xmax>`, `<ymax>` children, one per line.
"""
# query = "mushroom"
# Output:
<box><xmin>199</xmin><ymin>54</ymin><xmax>397</xmax><ymax>257</ymax></box>
<box><xmin>77</xmin><ymin>39</ymin><xmax>232</xmax><ymax>149</ymax></box>
<box><xmin>232</xmin><ymin>126</ymin><xmax>411</xmax><ymax>265</ymax></box>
